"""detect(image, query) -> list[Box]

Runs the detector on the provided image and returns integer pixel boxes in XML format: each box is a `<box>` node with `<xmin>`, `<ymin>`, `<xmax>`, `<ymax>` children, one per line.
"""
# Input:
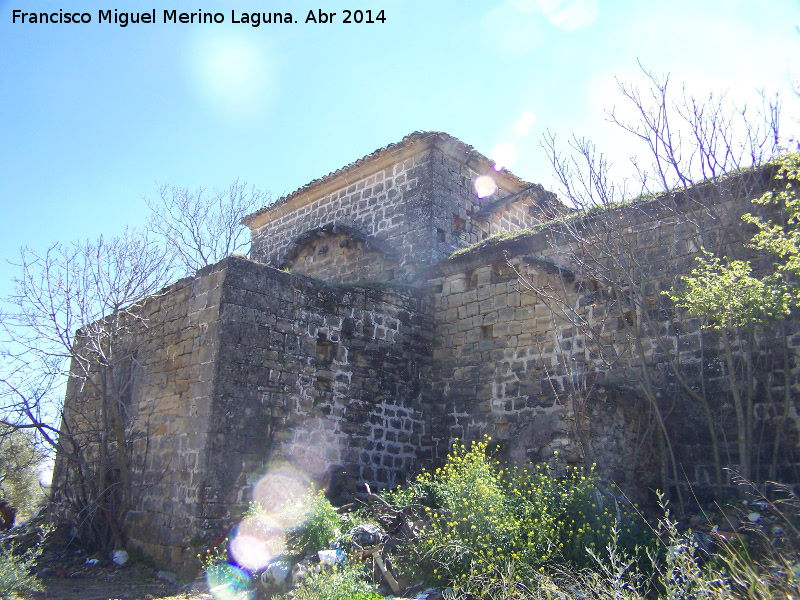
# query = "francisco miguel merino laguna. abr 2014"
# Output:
<box><xmin>10</xmin><ymin>9</ymin><xmax>345</xmax><ymax>26</ymax></box>
<box><xmin>11</xmin><ymin>9</ymin><xmax>386</xmax><ymax>26</ymax></box>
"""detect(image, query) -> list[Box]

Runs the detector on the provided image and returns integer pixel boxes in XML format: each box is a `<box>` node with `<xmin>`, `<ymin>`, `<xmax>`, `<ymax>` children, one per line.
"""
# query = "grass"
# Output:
<box><xmin>448</xmin><ymin>227</ymin><xmax>549</xmax><ymax>260</ymax></box>
<box><xmin>446</xmin><ymin>202</ymin><xmax>629</xmax><ymax>261</ymax></box>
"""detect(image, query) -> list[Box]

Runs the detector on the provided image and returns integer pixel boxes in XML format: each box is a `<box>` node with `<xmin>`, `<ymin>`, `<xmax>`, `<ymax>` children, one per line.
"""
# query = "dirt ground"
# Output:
<box><xmin>31</xmin><ymin>564</ymin><xmax>213</xmax><ymax>600</ymax></box>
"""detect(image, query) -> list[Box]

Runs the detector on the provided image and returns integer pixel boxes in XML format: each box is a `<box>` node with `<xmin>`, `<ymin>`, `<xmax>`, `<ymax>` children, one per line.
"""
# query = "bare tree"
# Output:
<box><xmin>145</xmin><ymin>179</ymin><xmax>269</xmax><ymax>275</ymax></box>
<box><xmin>0</xmin><ymin>228</ymin><xmax>174</xmax><ymax>551</ymax></box>
<box><xmin>517</xmin><ymin>67</ymin><xmax>785</xmax><ymax>502</ymax></box>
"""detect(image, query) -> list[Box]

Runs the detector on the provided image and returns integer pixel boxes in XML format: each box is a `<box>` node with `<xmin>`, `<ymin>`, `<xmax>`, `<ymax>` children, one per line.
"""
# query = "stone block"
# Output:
<box><xmin>448</xmin><ymin>276</ymin><xmax>468</xmax><ymax>294</ymax></box>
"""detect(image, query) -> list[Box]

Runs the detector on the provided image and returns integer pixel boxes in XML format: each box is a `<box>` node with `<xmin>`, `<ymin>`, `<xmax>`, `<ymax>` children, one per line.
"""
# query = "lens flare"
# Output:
<box><xmin>188</xmin><ymin>33</ymin><xmax>274</xmax><ymax>118</ymax></box>
<box><xmin>491</xmin><ymin>143</ymin><xmax>518</xmax><ymax>171</ymax></box>
<box><xmin>205</xmin><ymin>562</ymin><xmax>255</xmax><ymax>600</ymax></box>
<box><xmin>475</xmin><ymin>176</ymin><xmax>498</xmax><ymax>199</ymax></box>
<box><xmin>282</xmin><ymin>418</ymin><xmax>344</xmax><ymax>479</ymax></box>
<box><xmin>513</xmin><ymin>111</ymin><xmax>537</xmax><ymax>136</ymax></box>
<box><xmin>219</xmin><ymin>462</ymin><xmax>316</xmax><ymax>580</ymax></box>
<box><xmin>251</xmin><ymin>463</ymin><xmax>313</xmax><ymax>529</ymax></box>
<box><xmin>229</xmin><ymin>515</ymin><xmax>286</xmax><ymax>571</ymax></box>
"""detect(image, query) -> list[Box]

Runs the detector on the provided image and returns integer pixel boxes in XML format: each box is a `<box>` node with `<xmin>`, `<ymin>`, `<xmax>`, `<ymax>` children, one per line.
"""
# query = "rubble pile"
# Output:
<box><xmin>206</xmin><ymin>490</ymin><xmax>444</xmax><ymax>600</ymax></box>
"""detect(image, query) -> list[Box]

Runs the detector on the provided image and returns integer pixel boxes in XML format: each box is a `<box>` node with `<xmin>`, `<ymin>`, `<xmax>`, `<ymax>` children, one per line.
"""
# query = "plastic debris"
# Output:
<box><xmin>348</xmin><ymin>523</ymin><xmax>383</xmax><ymax>549</ymax></box>
<box><xmin>261</xmin><ymin>560</ymin><xmax>292</xmax><ymax>587</ymax></box>
<box><xmin>318</xmin><ymin>548</ymin><xmax>346</xmax><ymax>566</ymax></box>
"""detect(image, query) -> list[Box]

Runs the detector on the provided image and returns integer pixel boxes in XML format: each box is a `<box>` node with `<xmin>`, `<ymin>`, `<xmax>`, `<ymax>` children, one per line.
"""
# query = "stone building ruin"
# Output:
<box><xmin>54</xmin><ymin>131</ymin><xmax>799</xmax><ymax>573</ymax></box>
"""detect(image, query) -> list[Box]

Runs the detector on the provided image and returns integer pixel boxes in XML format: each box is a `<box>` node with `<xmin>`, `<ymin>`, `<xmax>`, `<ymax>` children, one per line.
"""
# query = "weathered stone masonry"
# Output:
<box><xmin>247</xmin><ymin>132</ymin><xmax>562</xmax><ymax>283</ymax></box>
<box><xmin>109</xmin><ymin>257</ymin><xmax>433</xmax><ymax>569</ymax></box>
<box><xmin>55</xmin><ymin>131</ymin><xmax>799</xmax><ymax>574</ymax></box>
<box><xmin>424</xmin><ymin>180</ymin><xmax>800</xmax><ymax>494</ymax></box>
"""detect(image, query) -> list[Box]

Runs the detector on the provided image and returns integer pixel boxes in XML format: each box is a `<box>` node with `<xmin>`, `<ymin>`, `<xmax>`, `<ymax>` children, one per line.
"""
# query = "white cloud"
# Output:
<box><xmin>187</xmin><ymin>33</ymin><xmax>275</xmax><ymax>118</ymax></box>
<box><xmin>479</xmin><ymin>4</ymin><xmax>544</xmax><ymax>57</ymax></box>
<box><xmin>477</xmin><ymin>0</ymin><xmax>598</xmax><ymax>58</ymax></box>
<box><xmin>504</xmin><ymin>0</ymin><xmax>599</xmax><ymax>30</ymax></box>
<box><xmin>540</xmin><ymin>0</ymin><xmax>599</xmax><ymax>31</ymax></box>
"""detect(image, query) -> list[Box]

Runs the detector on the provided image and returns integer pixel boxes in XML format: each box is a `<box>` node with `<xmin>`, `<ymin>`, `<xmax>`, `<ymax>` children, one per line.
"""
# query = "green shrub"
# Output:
<box><xmin>416</xmin><ymin>440</ymin><xmax>556</xmax><ymax>586</ymax></box>
<box><xmin>285</xmin><ymin>562</ymin><xmax>381</xmax><ymax>600</ymax></box>
<box><xmin>542</xmin><ymin>466</ymin><xmax>652</xmax><ymax>568</ymax></box>
<box><xmin>289</xmin><ymin>491</ymin><xmax>343</xmax><ymax>555</ymax></box>
<box><xmin>0</xmin><ymin>532</ymin><xmax>47</xmax><ymax>600</ymax></box>
<box><xmin>387</xmin><ymin>438</ymin><xmax>650</xmax><ymax>588</ymax></box>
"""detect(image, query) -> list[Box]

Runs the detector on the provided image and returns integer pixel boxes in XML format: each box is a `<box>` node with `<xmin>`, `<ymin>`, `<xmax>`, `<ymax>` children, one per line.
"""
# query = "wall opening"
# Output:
<box><xmin>316</xmin><ymin>336</ymin><xmax>335</xmax><ymax>365</ymax></box>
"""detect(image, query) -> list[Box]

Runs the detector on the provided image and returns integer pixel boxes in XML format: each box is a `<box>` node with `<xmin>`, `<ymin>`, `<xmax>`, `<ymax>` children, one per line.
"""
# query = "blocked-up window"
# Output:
<box><xmin>315</xmin><ymin>336</ymin><xmax>334</xmax><ymax>365</ymax></box>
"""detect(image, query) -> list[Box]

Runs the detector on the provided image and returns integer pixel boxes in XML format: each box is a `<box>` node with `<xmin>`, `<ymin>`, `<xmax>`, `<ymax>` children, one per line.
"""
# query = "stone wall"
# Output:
<box><xmin>425</xmin><ymin>184</ymin><xmax>800</xmax><ymax>497</ymax></box>
<box><xmin>283</xmin><ymin>229</ymin><xmax>399</xmax><ymax>284</ymax></box>
<box><xmin>54</xmin><ymin>257</ymin><xmax>435</xmax><ymax>573</ymax></box>
<box><xmin>127</xmin><ymin>263</ymin><xmax>228</xmax><ymax>566</ymax></box>
<box><xmin>426</xmin><ymin>255</ymin><xmax>661</xmax><ymax>492</ymax></box>
<box><xmin>199</xmin><ymin>258</ymin><xmax>434</xmax><ymax>537</ymax></box>
<box><xmin>53</xmin><ymin>137</ymin><xmax>799</xmax><ymax>576</ymax></box>
<box><xmin>427</xmin><ymin>148</ymin><xmax>559</xmax><ymax>254</ymax></box>
<box><xmin>249</xmin><ymin>144</ymin><xmax>543</xmax><ymax>283</ymax></box>
<box><xmin>52</xmin><ymin>262</ymin><xmax>228</xmax><ymax>568</ymax></box>
<box><xmin>485</xmin><ymin>196</ymin><xmax>554</xmax><ymax>238</ymax></box>
<box><xmin>250</xmin><ymin>148</ymin><xmax>435</xmax><ymax>281</ymax></box>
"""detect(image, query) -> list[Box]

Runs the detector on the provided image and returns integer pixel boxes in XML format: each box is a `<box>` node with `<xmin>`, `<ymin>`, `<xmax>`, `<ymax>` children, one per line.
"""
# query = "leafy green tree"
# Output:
<box><xmin>0</xmin><ymin>425</ymin><xmax>47</xmax><ymax>520</ymax></box>
<box><xmin>668</xmin><ymin>153</ymin><xmax>799</xmax><ymax>481</ymax></box>
<box><xmin>674</xmin><ymin>154</ymin><xmax>799</xmax><ymax>324</ymax></box>
<box><xmin>670</xmin><ymin>253</ymin><xmax>787</xmax><ymax>328</ymax></box>
<box><xmin>745</xmin><ymin>152</ymin><xmax>800</xmax><ymax>304</ymax></box>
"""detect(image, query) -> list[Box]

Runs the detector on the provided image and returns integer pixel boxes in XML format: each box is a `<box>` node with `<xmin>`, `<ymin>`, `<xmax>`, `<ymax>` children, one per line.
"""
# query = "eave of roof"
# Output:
<box><xmin>243</xmin><ymin>131</ymin><xmax>532</xmax><ymax>231</ymax></box>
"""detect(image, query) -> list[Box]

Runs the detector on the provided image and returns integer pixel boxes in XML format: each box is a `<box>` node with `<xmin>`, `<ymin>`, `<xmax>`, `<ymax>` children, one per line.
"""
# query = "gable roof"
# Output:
<box><xmin>243</xmin><ymin>131</ymin><xmax>532</xmax><ymax>230</ymax></box>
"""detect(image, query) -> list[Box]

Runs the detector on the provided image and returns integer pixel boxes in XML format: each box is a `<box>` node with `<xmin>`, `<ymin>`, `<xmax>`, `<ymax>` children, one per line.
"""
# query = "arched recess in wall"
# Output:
<box><xmin>279</xmin><ymin>222</ymin><xmax>400</xmax><ymax>284</ymax></box>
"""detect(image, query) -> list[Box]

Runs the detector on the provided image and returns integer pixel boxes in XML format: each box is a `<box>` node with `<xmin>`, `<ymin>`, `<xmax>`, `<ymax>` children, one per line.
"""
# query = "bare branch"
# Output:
<box><xmin>145</xmin><ymin>179</ymin><xmax>269</xmax><ymax>275</ymax></box>
<box><xmin>0</xmin><ymin>227</ymin><xmax>174</xmax><ymax>551</ymax></box>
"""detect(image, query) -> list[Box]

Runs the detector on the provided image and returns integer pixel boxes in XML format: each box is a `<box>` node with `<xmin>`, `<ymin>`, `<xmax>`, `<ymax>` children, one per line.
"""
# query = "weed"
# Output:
<box><xmin>283</xmin><ymin>562</ymin><xmax>381</xmax><ymax>600</ymax></box>
<box><xmin>0</xmin><ymin>527</ymin><xmax>49</xmax><ymax>599</ymax></box>
<box><xmin>387</xmin><ymin>438</ymin><xmax>650</xmax><ymax>588</ymax></box>
<box><xmin>287</xmin><ymin>491</ymin><xmax>342</xmax><ymax>555</ymax></box>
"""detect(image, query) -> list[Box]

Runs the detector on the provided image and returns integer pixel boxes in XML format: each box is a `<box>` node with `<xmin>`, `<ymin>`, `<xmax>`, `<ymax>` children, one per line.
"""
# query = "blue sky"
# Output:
<box><xmin>1</xmin><ymin>0</ymin><xmax>799</xmax><ymax>296</ymax></box>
